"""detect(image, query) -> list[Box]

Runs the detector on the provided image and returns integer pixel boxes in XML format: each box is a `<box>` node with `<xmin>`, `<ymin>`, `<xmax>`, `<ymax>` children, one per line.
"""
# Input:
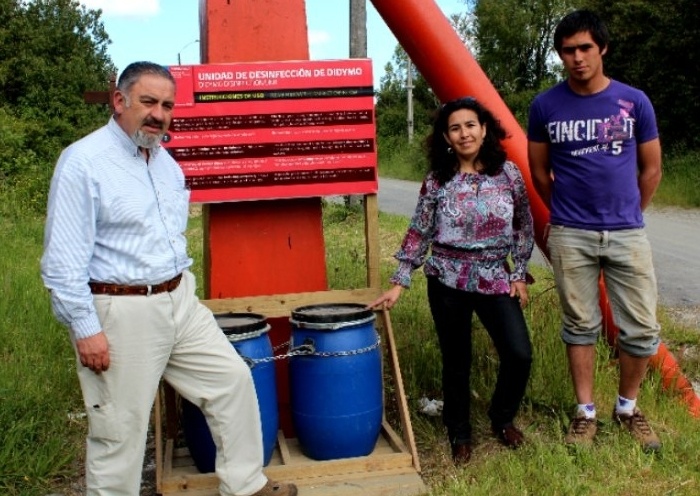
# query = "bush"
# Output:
<box><xmin>0</xmin><ymin>107</ymin><xmax>32</xmax><ymax>180</ymax></box>
<box><xmin>377</xmin><ymin>131</ymin><xmax>430</xmax><ymax>182</ymax></box>
<box><xmin>654</xmin><ymin>151</ymin><xmax>700</xmax><ymax>208</ymax></box>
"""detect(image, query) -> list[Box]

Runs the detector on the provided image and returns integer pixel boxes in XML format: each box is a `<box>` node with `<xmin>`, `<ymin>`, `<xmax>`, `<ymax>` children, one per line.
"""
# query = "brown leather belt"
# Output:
<box><xmin>89</xmin><ymin>273</ymin><xmax>183</xmax><ymax>296</ymax></box>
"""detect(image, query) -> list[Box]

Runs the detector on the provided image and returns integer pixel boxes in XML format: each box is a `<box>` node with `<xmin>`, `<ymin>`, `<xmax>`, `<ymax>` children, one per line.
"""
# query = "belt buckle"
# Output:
<box><xmin>146</xmin><ymin>284</ymin><xmax>153</xmax><ymax>296</ymax></box>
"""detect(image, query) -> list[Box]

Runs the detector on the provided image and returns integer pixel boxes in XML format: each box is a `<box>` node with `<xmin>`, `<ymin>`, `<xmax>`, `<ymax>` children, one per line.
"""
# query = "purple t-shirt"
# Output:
<box><xmin>528</xmin><ymin>79</ymin><xmax>659</xmax><ymax>230</ymax></box>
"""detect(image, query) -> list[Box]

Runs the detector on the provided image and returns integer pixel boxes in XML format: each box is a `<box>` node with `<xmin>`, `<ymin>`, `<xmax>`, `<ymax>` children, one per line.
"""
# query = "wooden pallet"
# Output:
<box><xmin>154</xmin><ymin>196</ymin><xmax>426</xmax><ymax>494</ymax></box>
<box><xmin>154</xmin><ymin>306</ymin><xmax>427</xmax><ymax>495</ymax></box>
<box><xmin>158</xmin><ymin>422</ymin><xmax>425</xmax><ymax>495</ymax></box>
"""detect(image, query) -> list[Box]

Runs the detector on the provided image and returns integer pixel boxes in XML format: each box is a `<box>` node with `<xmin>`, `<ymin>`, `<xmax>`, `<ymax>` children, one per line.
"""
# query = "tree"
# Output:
<box><xmin>582</xmin><ymin>0</ymin><xmax>700</xmax><ymax>150</ymax></box>
<box><xmin>373</xmin><ymin>11</ymin><xmax>482</xmax><ymax>179</ymax></box>
<box><xmin>374</xmin><ymin>2</ymin><xmax>574</xmax><ymax>134</ymax></box>
<box><xmin>0</xmin><ymin>0</ymin><xmax>115</xmax><ymax>211</ymax></box>
<box><xmin>375</xmin><ymin>47</ymin><xmax>438</xmax><ymax>139</ymax></box>
<box><xmin>375</xmin><ymin>0</ymin><xmax>700</xmax><ymax>151</ymax></box>
<box><xmin>1</xmin><ymin>0</ymin><xmax>114</xmax><ymax>135</ymax></box>
<box><xmin>465</xmin><ymin>0</ymin><xmax>574</xmax><ymax>124</ymax></box>
<box><xmin>469</xmin><ymin>0</ymin><xmax>572</xmax><ymax>93</ymax></box>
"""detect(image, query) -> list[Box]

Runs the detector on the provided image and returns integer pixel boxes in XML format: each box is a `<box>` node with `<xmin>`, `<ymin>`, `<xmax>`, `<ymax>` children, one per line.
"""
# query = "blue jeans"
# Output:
<box><xmin>427</xmin><ymin>277</ymin><xmax>532</xmax><ymax>444</ymax></box>
<box><xmin>547</xmin><ymin>225</ymin><xmax>660</xmax><ymax>357</ymax></box>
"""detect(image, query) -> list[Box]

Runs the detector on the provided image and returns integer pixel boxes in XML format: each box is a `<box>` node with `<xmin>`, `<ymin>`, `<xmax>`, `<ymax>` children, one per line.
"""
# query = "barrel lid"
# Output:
<box><xmin>290</xmin><ymin>303</ymin><xmax>373</xmax><ymax>324</ymax></box>
<box><xmin>214</xmin><ymin>312</ymin><xmax>268</xmax><ymax>335</ymax></box>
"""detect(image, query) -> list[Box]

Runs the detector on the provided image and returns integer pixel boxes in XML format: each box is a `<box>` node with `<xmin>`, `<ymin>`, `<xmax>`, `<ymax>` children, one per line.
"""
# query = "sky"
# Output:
<box><xmin>78</xmin><ymin>0</ymin><xmax>467</xmax><ymax>90</ymax></box>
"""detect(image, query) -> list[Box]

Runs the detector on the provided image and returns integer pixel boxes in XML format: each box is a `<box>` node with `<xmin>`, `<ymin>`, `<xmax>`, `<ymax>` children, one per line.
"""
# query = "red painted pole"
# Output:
<box><xmin>200</xmin><ymin>0</ymin><xmax>326</xmax><ymax>435</ymax></box>
<box><xmin>370</xmin><ymin>0</ymin><xmax>700</xmax><ymax>416</ymax></box>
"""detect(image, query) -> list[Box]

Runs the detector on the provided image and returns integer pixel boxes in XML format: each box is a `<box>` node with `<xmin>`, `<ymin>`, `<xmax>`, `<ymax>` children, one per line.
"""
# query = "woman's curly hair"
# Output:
<box><xmin>426</xmin><ymin>97</ymin><xmax>509</xmax><ymax>185</ymax></box>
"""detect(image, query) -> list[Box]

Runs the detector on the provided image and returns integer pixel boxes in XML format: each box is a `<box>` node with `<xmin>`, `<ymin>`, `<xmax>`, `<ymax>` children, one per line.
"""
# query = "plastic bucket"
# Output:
<box><xmin>289</xmin><ymin>303</ymin><xmax>382</xmax><ymax>460</ymax></box>
<box><xmin>181</xmin><ymin>312</ymin><xmax>279</xmax><ymax>472</ymax></box>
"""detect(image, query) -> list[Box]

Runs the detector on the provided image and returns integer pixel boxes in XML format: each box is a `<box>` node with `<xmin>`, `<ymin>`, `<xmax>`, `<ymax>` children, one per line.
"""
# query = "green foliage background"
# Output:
<box><xmin>0</xmin><ymin>0</ymin><xmax>114</xmax><ymax>212</ymax></box>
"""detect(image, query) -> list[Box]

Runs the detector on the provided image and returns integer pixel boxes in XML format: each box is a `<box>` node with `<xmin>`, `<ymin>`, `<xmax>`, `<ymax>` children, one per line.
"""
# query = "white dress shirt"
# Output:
<box><xmin>41</xmin><ymin>118</ymin><xmax>192</xmax><ymax>339</ymax></box>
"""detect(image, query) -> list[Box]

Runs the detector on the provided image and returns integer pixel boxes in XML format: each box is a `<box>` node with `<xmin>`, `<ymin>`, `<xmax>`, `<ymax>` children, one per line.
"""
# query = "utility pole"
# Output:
<box><xmin>349</xmin><ymin>0</ymin><xmax>367</xmax><ymax>59</ymax></box>
<box><xmin>347</xmin><ymin>0</ymin><xmax>367</xmax><ymax>207</ymax></box>
<box><xmin>407</xmin><ymin>58</ymin><xmax>414</xmax><ymax>142</ymax></box>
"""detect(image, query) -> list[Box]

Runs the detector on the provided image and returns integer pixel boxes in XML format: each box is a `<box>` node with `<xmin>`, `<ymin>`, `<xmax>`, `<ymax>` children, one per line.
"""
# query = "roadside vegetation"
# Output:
<box><xmin>3</xmin><ymin>192</ymin><xmax>700</xmax><ymax>495</ymax></box>
<box><xmin>2</xmin><ymin>0</ymin><xmax>700</xmax><ymax>494</ymax></box>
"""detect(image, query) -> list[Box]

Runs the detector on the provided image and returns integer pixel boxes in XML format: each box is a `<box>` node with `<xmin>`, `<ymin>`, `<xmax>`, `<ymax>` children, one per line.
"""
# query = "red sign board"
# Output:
<box><xmin>164</xmin><ymin>60</ymin><xmax>377</xmax><ymax>203</ymax></box>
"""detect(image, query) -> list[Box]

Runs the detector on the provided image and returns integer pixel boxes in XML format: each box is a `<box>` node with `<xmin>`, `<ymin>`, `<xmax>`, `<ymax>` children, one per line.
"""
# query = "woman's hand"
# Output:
<box><xmin>509</xmin><ymin>280</ymin><xmax>529</xmax><ymax>308</ymax></box>
<box><xmin>367</xmin><ymin>285</ymin><xmax>403</xmax><ymax>310</ymax></box>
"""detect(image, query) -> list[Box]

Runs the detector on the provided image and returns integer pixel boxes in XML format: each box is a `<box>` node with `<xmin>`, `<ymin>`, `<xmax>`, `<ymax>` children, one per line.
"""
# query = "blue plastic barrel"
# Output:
<box><xmin>289</xmin><ymin>303</ymin><xmax>382</xmax><ymax>460</ymax></box>
<box><xmin>181</xmin><ymin>312</ymin><xmax>279</xmax><ymax>472</ymax></box>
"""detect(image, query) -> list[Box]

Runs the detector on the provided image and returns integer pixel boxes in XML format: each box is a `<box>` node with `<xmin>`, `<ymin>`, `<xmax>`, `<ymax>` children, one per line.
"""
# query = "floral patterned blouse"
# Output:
<box><xmin>390</xmin><ymin>160</ymin><xmax>534</xmax><ymax>295</ymax></box>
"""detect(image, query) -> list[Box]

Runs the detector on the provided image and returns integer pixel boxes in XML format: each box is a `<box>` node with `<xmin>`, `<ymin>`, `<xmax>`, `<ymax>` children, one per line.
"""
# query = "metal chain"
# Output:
<box><xmin>272</xmin><ymin>340</ymin><xmax>290</xmax><ymax>353</ymax></box>
<box><xmin>243</xmin><ymin>334</ymin><xmax>381</xmax><ymax>367</ymax></box>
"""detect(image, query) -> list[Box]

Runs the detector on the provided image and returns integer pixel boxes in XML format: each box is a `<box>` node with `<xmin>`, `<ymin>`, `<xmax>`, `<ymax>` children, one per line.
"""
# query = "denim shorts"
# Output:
<box><xmin>547</xmin><ymin>225</ymin><xmax>660</xmax><ymax>357</ymax></box>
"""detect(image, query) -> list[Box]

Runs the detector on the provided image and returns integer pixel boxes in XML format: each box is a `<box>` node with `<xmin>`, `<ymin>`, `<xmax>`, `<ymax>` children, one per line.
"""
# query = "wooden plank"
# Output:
<box><xmin>164</xmin><ymin>440</ymin><xmax>174</xmax><ymax>476</ymax></box>
<box><xmin>381</xmin><ymin>421</ymin><xmax>408</xmax><ymax>454</ymax></box>
<box><xmin>82</xmin><ymin>91</ymin><xmax>111</xmax><ymax>104</ymax></box>
<box><xmin>164</xmin><ymin>384</ymin><xmax>179</xmax><ymax>439</ymax></box>
<box><xmin>83</xmin><ymin>74</ymin><xmax>116</xmax><ymax>110</ymax></box>
<box><xmin>279</xmin><ymin>435</ymin><xmax>398</xmax><ymax>462</ymax></box>
<box><xmin>201</xmin><ymin>288</ymin><xmax>381</xmax><ymax>318</ymax></box>
<box><xmin>295</xmin><ymin>470</ymin><xmax>426</xmax><ymax>496</ymax></box>
<box><xmin>160</xmin><ymin>464</ymin><xmax>422</xmax><ymax>495</ymax></box>
<box><xmin>277</xmin><ymin>430</ymin><xmax>292</xmax><ymax>465</ymax></box>
<box><xmin>160</xmin><ymin>471</ymin><xmax>218</xmax><ymax>493</ymax></box>
<box><xmin>159</xmin><ymin>424</ymin><xmax>422</xmax><ymax>494</ymax></box>
<box><xmin>264</xmin><ymin>452</ymin><xmax>414</xmax><ymax>480</ymax></box>
<box><xmin>157</xmin><ymin>469</ymin><xmax>425</xmax><ymax>496</ymax></box>
<box><xmin>364</xmin><ymin>194</ymin><xmax>381</xmax><ymax>290</ymax></box>
<box><xmin>380</xmin><ymin>309</ymin><xmax>421</xmax><ymax>473</ymax></box>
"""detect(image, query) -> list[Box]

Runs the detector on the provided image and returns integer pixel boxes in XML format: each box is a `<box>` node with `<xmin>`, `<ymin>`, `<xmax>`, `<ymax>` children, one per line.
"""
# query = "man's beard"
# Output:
<box><xmin>123</xmin><ymin>96</ymin><xmax>165</xmax><ymax>149</ymax></box>
<box><xmin>132</xmin><ymin>129</ymin><xmax>164</xmax><ymax>149</ymax></box>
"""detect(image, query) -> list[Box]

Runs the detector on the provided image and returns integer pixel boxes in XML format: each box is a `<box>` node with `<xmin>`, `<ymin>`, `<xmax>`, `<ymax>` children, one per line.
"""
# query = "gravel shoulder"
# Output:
<box><xmin>644</xmin><ymin>206</ymin><xmax>700</xmax><ymax>329</ymax></box>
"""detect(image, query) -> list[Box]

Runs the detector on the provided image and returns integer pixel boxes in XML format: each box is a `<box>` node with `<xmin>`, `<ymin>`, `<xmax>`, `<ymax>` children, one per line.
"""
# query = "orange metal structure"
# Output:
<box><xmin>199</xmin><ymin>0</ymin><xmax>327</xmax><ymax>434</ymax></box>
<box><xmin>369</xmin><ymin>0</ymin><xmax>700</xmax><ymax>416</ymax></box>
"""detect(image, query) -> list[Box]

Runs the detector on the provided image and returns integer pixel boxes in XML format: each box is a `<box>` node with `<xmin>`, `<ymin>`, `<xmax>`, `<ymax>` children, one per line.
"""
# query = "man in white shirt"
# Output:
<box><xmin>41</xmin><ymin>61</ymin><xmax>296</xmax><ymax>496</ymax></box>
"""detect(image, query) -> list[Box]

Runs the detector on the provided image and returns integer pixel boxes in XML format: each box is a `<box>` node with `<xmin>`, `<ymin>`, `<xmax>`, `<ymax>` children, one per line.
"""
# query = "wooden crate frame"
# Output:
<box><xmin>154</xmin><ymin>195</ymin><xmax>426</xmax><ymax>495</ymax></box>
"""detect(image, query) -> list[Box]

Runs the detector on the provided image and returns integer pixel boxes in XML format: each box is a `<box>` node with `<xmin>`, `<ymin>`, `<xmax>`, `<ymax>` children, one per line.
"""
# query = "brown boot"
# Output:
<box><xmin>493</xmin><ymin>423</ymin><xmax>525</xmax><ymax>449</ymax></box>
<box><xmin>250</xmin><ymin>480</ymin><xmax>298</xmax><ymax>496</ymax></box>
<box><xmin>451</xmin><ymin>441</ymin><xmax>472</xmax><ymax>465</ymax></box>
<box><xmin>564</xmin><ymin>411</ymin><xmax>597</xmax><ymax>446</ymax></box>
<box><xmin>612</xmin><ymin>407</ymin><xmax>662</xmax><ymax>453</ymax></box>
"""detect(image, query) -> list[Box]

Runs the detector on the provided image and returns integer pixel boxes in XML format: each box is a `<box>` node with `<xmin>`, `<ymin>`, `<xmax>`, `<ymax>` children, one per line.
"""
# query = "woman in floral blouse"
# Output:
<box><xmin>370</xmin><ymin>97</ymin><xmax>535</xmax><ymax>465</ymax></box>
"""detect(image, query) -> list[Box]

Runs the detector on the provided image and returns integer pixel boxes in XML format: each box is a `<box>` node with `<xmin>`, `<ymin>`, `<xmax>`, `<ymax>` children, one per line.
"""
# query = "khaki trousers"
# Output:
<box><xmin>77</xmin><ymin>270</ymin><xmax>267</xmax><ymax>496</ymax></box>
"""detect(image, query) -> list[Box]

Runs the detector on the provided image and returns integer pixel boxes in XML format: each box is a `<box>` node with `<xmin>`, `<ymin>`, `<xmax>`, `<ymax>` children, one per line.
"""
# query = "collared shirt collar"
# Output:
<box><xmin>107</xmin><ymin>117</ymin><xmax>163</xmax><ymax>159</ymax></box>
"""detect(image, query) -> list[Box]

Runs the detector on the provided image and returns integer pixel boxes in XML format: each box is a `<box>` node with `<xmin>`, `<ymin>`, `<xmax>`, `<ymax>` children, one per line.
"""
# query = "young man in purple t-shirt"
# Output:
<box><xmin>527</xmin><ymin>10</ymin><xmax>663</xmax><ymax>452</ymax></box>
